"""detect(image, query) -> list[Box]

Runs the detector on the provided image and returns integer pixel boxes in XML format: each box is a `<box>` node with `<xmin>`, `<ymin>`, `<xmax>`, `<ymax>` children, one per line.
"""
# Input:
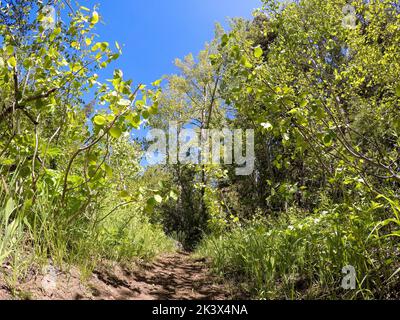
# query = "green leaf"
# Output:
<box><xmin>127</xmin><ymin>113</ymin><xmax>141</xmax><ymax>129</ymax></box>
<box><xmin>169</xmin><ymin>190</ymin><xmax>178</xmax><ymax>201</ymax></box>
<box><xmin>254</xmin><ymin>47</ymin><xmax>263</xmax><ymax>58</ymax></box>
<box><xmin>119</xmin><ymin>190</ymin><xmax>130</xmax><ymax>198</ymax></box>
<box><xmin>91</xmin><ymin>42</ymin><xmax>101</xmax><ymax>51</ymax></box>
<box><xmin>142</xmin><ymin>110</ymin><xmax>150</xmax><ymax>119</ymax></box>
<box><xmin>71</xmin><ymin>62</ymin><xmax>82</xmax><ymax>73</ymax></box>
<box><xmin>109</xmin><ymin>126</ymin><xmax>122</xmax><ymax>139</ymax></box>
<box><xmin>396</xmin><ymin>85</ymin><xmax>400</xmax><ymax>97</ymax></box>
<box><xmin>244</xmin><ymin>60</ymin><xmax>253</xmax><ymax>69</ymax></box>
<box><xmin>118</xmin><ymin>98</ymin><xmax>131</xmax><ymax>106</ymax></box>
<box><xmin>148</xmin><ymin>105</ymin><xmax>158</xmax><ymax>115</ymax></box>
<box><xmin>152</xmin><ymin>79</ymin><xmax>162</xmax><ymax>87</ymax></box>
<box><xmin>6</xmin><ymin>45</ymin><xmax>14</xmax><ymax>55</ymax></box>
<box><xmin>261</xmin><ymin>122</ymin><xmax>273</xmax><ymax>131</ymax></box>
<box><xmin>154</xmin><ymin>195</ymin><xmax>163</xmax><ymax>203</ymax></box>
<box><xmin>283</xmin><ymin>133</ymin><xmax>290</xmax><ymax>141</ymax></box>
<box><xmin>221</xmin><ymin>34</ymin><xmax>229</xmax><ymax>47</ymax></box>
<box><xmin>209</xmin><ymin>54</ymin><xmax>219</xmax><ymax>66</ymax></box>
<box><xmin>93</xmin><ymin>115</ymin><xmax>106</xmax><ymax>126</ymax></box>
<box><xmin>300</xmin><ymin>100</ymin><xmax>309</xmax><ymax>108</ymax></box>
<box><xmin>91</xmin><ymin>11</ymin><xmax>99</xmax><ymax>24</ymax></box>
<box><xmin>104</xmin><ymin>164</ymin><xmax>113</xmax><ymax>177</ymax></box>
<box><xmin>323</xmin><ymin>134</ymin><xmax>333</xmax><ymax>147</ymax></box>
<box><xmin>7</xmin><ymin>56</ymin><xmax>16</xmax><ymax>68</ymax></box>
<box><xmin>100</xmin><ymin>42</ymin><xmax>109</xmax><ymax>51</ymax></box>
<box><xmin>241</xmin><ymin>57</ymin><xmax>253</xmax><ymax>69</ymax></box>
<box><xmin>114</xmin><ymin>69</ymin><xmax>123</xmax><ymax>79</ymax></box>
<box><xmin>53</xmin><ymin>27</ymin><xmax>62</xmax><ymax>36</ymax></box>
<box><xmin>147</xmin><ymin>197</ymin><xmax>156</xmax><ymax>207</ymax></box>
<box><xmin>4</xmin><ymin>198</ymin><xmax>15</xmax><ymax>222</ymax></box>
<box><xmin>288</xmin><ymin>108</ymin><xmax>299</xmax><ymax>115</ymax></box>
<box><xmin>115</xmin><ymin>41</ymin><xmax>121</xmax><ymax>52</ymax></box>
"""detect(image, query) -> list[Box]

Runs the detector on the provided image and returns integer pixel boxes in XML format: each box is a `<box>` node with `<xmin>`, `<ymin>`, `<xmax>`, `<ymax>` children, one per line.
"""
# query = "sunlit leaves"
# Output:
<box><xmin>7</xmin><ymin>56</ymin><xmax>16</xmax><ymax>68</ymax></box>
<box><xmin>323</xmin><ymin>134</ymin><xmax>334</xmax><ymax>147</ymax></box>
<box><xmin>115</xmin><ymin>41</ymin><xmax>122</xmax><ymax>53</ymax></box>
<box><xmin>151</xmin><ymin>78</ymin><xmax>163</xmax><ymax>87</ymax></box>
<box><xmin>221</xmin><ymin>34</ymin><xmax>229</xmax><ymax>47</ymax></box>
<box><xmin>148</xmin><ymin>104</ymin><xmax>159</xmax><ymax>116</ymax></box>
<box><xmin>261</xmin><ymin>122</ymin><xmax>273</xmax><ymax>131</ymax></box>
<box><xmin>92</xmin><ymin>42</ymin><xmax>109</xmax><ymax>52</ymax></box>
<box><xmin>209</xmin><ymin>54</ymin><xmax>220</xmax><ymax>66</ymax></box>
<box><xmin>154</xmin><ymin>195</ymin><xmax>163</xmax><ymax>203</ymax></box>
<box><xmin>71</xmin><ymin>62</ymin><xmax>82</xmax><ymax>73</ymax></box>
<box><xmin>169</xmin><ymin>190</ymin><xmax>178</xmax><ymax>201</ymax></box>
<box><xmin>299</xmin><ymin>99</ymin><xmax>308</xmax><ymax>108</ymax></box>
<box><xmin>103</xmin><ymin>163</ymin><xmax>114</xmax><ymax>178</ymax></box>
<box><xmin>241</xmin><ymin>57</ymin><xmax>253</xmax><ymax>69</ymax></box>
<box><xmin>117</xmin><ymin>98</ymin><xmax>131</xmax><ymax>107</ymax></box>
<box><xmin>126</xmin><ymin>113</ymin><xmax>141</xmax><ymax>129</ymax></box>
<box><xmin>5</xmin><ymin>45</ymin><xmax>14</xmax><ymax>55</ymax></box>
<box><xmin>109</xmin><ymin>126</ymin><xmax>122</xmax><ymax>139</ymax></box>
<box><xmin>396</xmin><ymin>85</ymin><xmax>400</xmax><ymax>97</ymax></box>
<box><xmin>52</xmin><ymin>27</ymin><xmax>62</xmax><ymax>39</ymax></box>
<box><xmin>94</xmin><ymin>115</ymin><xmax>106</xmax><ymax>126</ymax></box>
<box><xmin>90</xmin><ymin>11</ymin><xmax>99</xmax><ymax>25</ymax></box>
<box><xmin>0</xmin><ymin>1</ymin><xmax>158</xmax><ymax>271</ymax></box>
<box><xmin>254</xmin><ymin>47</ymin><xmax>263</xmax><ymax>58</ymax></box>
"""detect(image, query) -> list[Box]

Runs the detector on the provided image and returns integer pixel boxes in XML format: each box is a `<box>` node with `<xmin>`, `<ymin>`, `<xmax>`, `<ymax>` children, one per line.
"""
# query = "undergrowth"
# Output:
<box><xmin>197</xmin><ymin>202</ymin><xmax>399</xmax><ymax>300</ymax></box>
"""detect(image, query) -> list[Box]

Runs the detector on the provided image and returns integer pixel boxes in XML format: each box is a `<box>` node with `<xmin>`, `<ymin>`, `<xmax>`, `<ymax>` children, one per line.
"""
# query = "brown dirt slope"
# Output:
<box><xmin>0</xmin><ymin>253</ymin><xmax>236</xmax><ymax>300</ymax></box>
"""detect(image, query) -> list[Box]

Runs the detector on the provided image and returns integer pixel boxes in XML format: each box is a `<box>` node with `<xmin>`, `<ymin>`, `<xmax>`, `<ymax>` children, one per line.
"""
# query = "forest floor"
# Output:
<box><xmin>0</xmin><ymin>252</ymin><xmax>242</xmax><ymax>300</ymax></box>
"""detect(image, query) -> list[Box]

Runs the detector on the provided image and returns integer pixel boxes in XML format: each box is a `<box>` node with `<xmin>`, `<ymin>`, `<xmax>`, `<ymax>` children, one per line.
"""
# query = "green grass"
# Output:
<box><xmin>0</xmin><ymin>190</ymin><xmax>175</xmax><ymax>284</ymax></box>
<box><xmin>197</xmin><ymin>204</ymin><xmax>394</xmax><ymax>299</ymax></box>
<box><xmin>94</xmin><ymin>202</ymin><xmax>175</xmax><ymax>262</ymax></box>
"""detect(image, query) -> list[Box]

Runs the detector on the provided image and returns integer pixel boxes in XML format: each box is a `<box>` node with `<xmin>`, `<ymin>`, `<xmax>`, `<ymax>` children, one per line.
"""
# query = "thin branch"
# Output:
<box><xmin>94</xmin><ymin>200</ymin><xmax>137</xmax><ymax>225</ymax></box>
<box><xmin>60</xmin><ymin>84</ymin><xmax>142</xmax><ymax>205</ymax></box>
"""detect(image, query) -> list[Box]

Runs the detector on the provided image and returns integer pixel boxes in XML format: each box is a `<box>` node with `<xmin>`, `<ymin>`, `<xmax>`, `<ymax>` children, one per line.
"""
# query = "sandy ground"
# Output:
<box><xmin>0</xmin><ymin>253</ymin><xmax>237</xmax><ymax>300</ymax></box>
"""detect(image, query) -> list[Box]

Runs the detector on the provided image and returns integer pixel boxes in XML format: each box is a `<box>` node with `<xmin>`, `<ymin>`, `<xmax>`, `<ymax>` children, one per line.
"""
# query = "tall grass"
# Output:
<box><xmin>94</xmin><ymin>201</ymin><xmax>175</xmax><ymax>263</ymax></box>
<box><xmin>26</xmin><ymin>194</ymin><xmax>175</xmax><ymax>272</ymax></box>
<box><xmin>0</xmin><ymin>170</ymin><xmax>175</xmax><ymax>284</ymax></box>
<box><xmin>197</xmin><ymin>203</ymin><xmax>394</xmax><ymax>299</ymax></box>
<box><xmin>0</xmin><ymin>198</ymin><xmax>24</xmax><ymax>267</ymax></box>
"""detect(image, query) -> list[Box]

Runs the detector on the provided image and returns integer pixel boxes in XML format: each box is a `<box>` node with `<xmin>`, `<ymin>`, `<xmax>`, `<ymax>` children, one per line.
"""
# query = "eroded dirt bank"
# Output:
<box><xmin>0</xmin><ymin>253</ymin><xmax>239</xmax><ymax>300</ymax></box>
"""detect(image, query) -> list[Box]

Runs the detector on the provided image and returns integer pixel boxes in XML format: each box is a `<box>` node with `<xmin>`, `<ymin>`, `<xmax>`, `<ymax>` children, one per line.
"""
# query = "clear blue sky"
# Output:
<box><xmin>84</xmin><ymin>0</ymin><xmax>261</xmax><ymax>85</ymax></box>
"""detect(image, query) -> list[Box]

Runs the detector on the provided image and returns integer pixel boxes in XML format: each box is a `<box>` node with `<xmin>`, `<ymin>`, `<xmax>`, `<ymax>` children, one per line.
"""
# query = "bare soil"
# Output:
<box><xmin>0</xmin><ymin>253</ymin><xmax>237</xmax><ymax>300</ymax></box>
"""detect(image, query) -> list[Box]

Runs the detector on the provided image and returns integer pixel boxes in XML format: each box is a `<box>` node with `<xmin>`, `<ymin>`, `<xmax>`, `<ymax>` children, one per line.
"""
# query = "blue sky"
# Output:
<box><xmin>79</xmin><ymin>0</ymin><xmax>261</xmax><ymax>165</ymax></box>
<box><xmin>84</xmin><ymin>0</ymin><xmax>261</xmax><ymax>85</ymax></box>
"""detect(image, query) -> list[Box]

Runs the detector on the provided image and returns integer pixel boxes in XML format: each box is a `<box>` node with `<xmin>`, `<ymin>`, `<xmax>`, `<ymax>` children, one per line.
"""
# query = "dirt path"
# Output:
<box><xmin>0</xmin><ymin>253</ymin><xmax>235</xmax><ymax>300</ymax></box>
<box><xmin>91</xmin><ymin>253</ymin><xmax>231</xmax><ymax>300</ymax></box>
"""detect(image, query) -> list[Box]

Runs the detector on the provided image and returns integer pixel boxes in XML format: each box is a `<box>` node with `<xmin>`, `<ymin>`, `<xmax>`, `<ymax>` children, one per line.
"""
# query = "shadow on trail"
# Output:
<box><xmin>91</xmin><ymin>253</ymin><xmax>231</xmax><ymax>300</ymax></box>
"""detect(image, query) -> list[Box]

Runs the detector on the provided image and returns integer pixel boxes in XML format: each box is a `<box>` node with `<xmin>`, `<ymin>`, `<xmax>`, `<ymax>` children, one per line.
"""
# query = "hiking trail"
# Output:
<box><xmin>0</xmin><ymin>253</ymin><xmax>237</xmax><ymax>300</ymax></box>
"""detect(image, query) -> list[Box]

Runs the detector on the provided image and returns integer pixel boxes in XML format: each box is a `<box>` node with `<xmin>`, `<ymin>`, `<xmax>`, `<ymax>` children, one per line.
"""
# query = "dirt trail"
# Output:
<box><xmin>0</xmin><ymin>253</ymin><xmax>235</xmax><ymax>300</ymax></box>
